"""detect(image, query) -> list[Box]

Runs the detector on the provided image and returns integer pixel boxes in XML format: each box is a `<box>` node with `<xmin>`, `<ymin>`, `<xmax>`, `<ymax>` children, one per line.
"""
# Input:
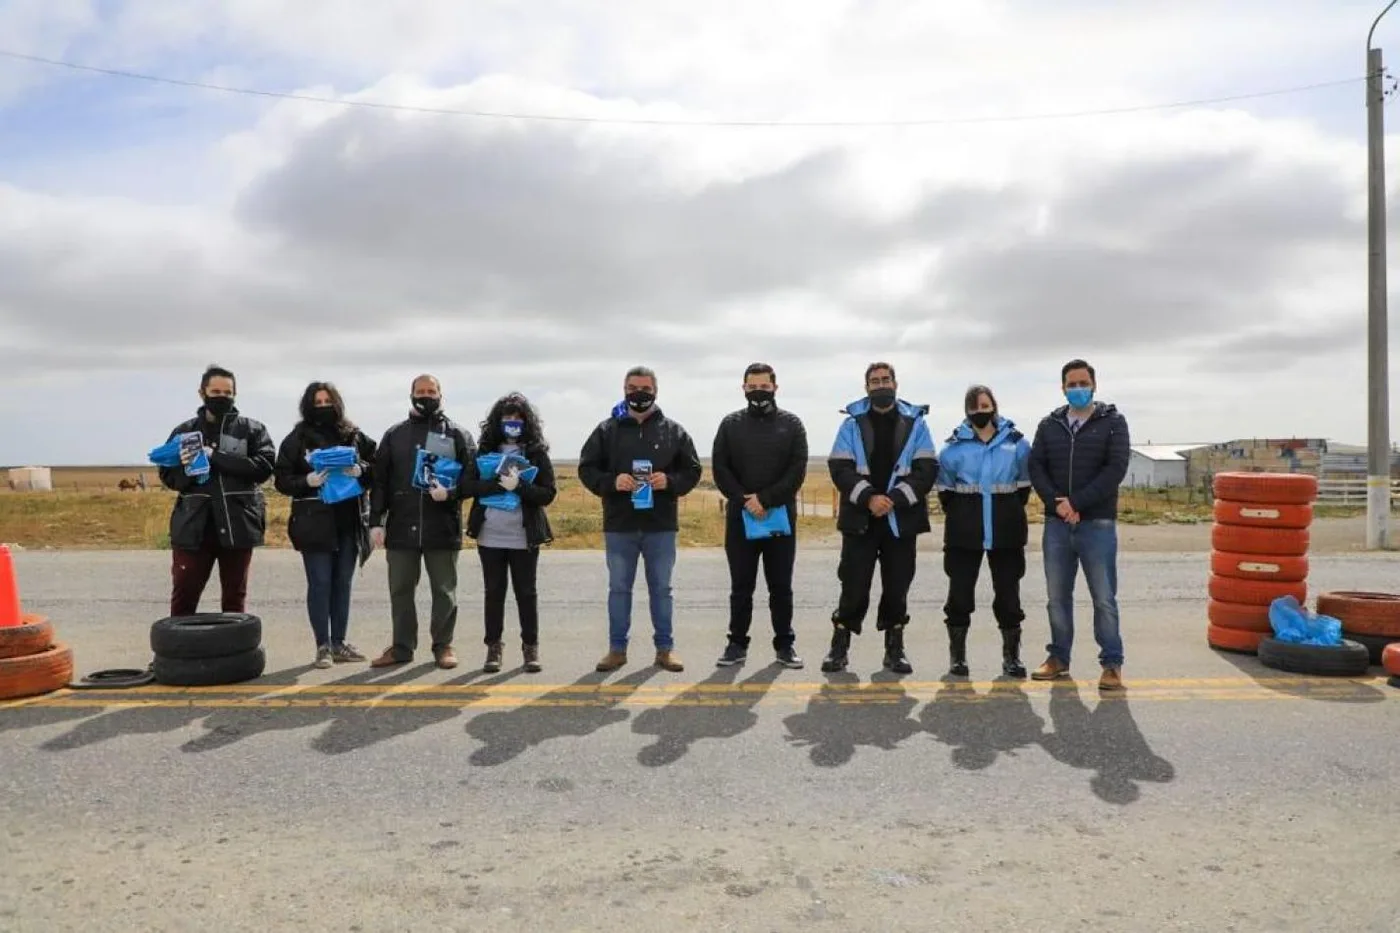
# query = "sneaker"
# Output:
<box><xmin>332</xmin><ymin>642</ymin><xmax>366</xmax><ymax>663</ymax></box>
<box><xmin>716</xmin><ymin>642</ymin><xmax>747</xmax><ymax>667</ymax></box>
<box><xmin>775</xmin><ymin>646</ymin><xmax>804</xmax><ymax>669</ymax></box>
<box><xmin>1031</xmin><ymin>656</ymin><xmax>1070</xmax><ymax>681</ymax></box>
<box><xmin>314</xmin><ymin>645</ymin><xmax>333</xmax><ymax>669</ymax></box>
<box><xmin>1099</xmin><ymin>667</ymin><xmax>1124</xmax><ymax>692</ymax></box>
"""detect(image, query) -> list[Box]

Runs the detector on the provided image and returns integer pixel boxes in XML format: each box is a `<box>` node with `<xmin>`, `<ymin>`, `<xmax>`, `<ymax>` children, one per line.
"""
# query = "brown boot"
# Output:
<box><xmin>370</xmin><ymin>648</ymin><xmax>408</xmax><ymax>668</ymax></box>
<box><xmin>595</xmin><ymin>650</ymin><xmax>627</xmax><ymax>672</ymax></box>
<box><xmin>483</xmin><ymin>642</ymin><xmax>503</xmax><ymax>673</ymax></box>
<box><xmin>1099</xmin><ymin>667</ymin><xmax>1124</xmax><ymax>692</ymax></box>
<box><xmin>655</xmin><ymin>650</ymin><xmax>684</xmax><ymax>672</ymax></box>
<box><xmin>1031</xmin><ymin>656</ymin><xmax>1069</xmax><ymax>681</ymax></box>
<box><xmin>523</xmin><ymin>643</ymin><xmax>542</xmax><ymax>673</ymax></box>
<box><xmin>434</xmin><ymin>646</ymin><xmax>459</xmax><ymax>670</ymax></box>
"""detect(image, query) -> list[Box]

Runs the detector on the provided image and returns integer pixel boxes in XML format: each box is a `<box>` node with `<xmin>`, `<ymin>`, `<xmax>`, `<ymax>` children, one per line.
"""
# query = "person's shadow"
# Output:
<box><xmin>920</xmin><ymin>676</ymin><xmax>1046</xmax><ymax>770</ymax></box>
<box><xmin>631</xmin><ymin>664</ymin><xmax>781</xmax><ymax>767</ymax></box>
<box><xmin>1215</xmin><ymin>651</ymin><xmax>1389</xmax><ymax>704</ymax></box>
<box><xmin>1039</xmin><ymin>682</ymin><xmax>1175</xmax><ymax>805</ymax></box>
<box><xmin>782</xmin><ymin>670</ymin><xmax>921</xmax><ymax>767</ymax></box>
<box><xmin>465</xmin><ymin>668</ymin><xmax>659</xmax><ymax>766</ymax></box>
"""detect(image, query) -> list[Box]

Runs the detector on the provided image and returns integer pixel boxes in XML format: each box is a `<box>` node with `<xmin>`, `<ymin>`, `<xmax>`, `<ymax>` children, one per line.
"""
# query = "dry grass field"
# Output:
<box><xmin>0</xmin><ymin>460</ymin><xmax>1315</xmax><ymax>550</ymax></box>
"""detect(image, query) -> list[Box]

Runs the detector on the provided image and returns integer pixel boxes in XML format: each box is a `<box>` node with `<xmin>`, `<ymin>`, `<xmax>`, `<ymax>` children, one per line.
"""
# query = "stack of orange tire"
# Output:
<box><xmin>1206</xmin><ymin>472</ymin><xmax>1319</xmax><ymax>655</ymax></box>
<box><xmin>0</xmin><ymin>615</ymin><xmax>74</xmax><ymax>701</ymax></box>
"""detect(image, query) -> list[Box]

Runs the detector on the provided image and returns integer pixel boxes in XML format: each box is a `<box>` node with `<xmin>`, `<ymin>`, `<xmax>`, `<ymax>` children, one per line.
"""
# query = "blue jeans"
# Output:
<box><xmin>302</xmin><ymin>531</ymin><xmax>360</xmax><ymax>648</ymax></box>
<box><xmin>604</xmin><ymin>531</ymin><xmax>677</xmax><ymax>651</ymax></box>
<box><xmin>1043</xmin><ymin>518</ymin><xmax>1123</xmax><ymax>668</ymax></box>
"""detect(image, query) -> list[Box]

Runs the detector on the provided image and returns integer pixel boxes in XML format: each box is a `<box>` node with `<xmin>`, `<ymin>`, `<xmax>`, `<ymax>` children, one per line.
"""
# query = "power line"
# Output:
<box><xmin>0</xmin><ymin>47</ymin><xmax>1367</xmax><ymax>128</ymax></box>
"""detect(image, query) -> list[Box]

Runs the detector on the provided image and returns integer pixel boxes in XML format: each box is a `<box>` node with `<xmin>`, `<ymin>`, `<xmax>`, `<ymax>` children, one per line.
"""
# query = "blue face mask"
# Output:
<box><xmin>1065</xmin><ymin>386</ymin><xmax>1094</xmax><ymax>409</ymax></box>
<box><xmin>502</xmin><ymin>420</ymin><xmax>524</xmax><ymax>439</ymax></box>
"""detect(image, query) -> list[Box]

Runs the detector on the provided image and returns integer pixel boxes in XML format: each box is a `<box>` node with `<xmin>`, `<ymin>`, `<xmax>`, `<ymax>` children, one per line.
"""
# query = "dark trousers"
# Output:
<box><xmin>942</xmin><ymin>546</ymin><xmax>1026</xmax><ymax>630</ymax></box>
<box><xmin>724</xmin><ymin>513</ymin><xmax>796</xmax><ymax>650</ymax></box>
<box><xmin>171</xmin><ymin>529</ymin><xmax>253</xmax><ymax>616</ymax></box>
<box><xmin>479</xmin><ymin>546</ymin><xmax>540</xmax><ymax>645</ymax></box>
<box><xmin>385</xmin><ymin>548</ymin><xmax>459</xmax><ymax>660</ymax></box>
<box><xmin>302</xmin><ymin>531</ymin><xmax>360</xmax><ymax>648</ymax></box>
<box><xmin>832</xmin><ymin>521</ymin><xmax>919</xmax><ymax>635</ymax></box>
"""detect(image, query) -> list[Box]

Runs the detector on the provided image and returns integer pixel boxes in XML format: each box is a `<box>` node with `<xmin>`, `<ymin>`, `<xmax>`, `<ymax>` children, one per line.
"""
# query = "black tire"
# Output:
<box><xmin>68</xmin><ymin>668</ymin><xmax>156</xmax><ymax>690</ymax></box>
<box><xmin>1257</xmin><ymin>637</ymin><xmax>1371</xmax><ymax>676</ymax></box>
<box><xmin>150</xmin><ymin>613</ymin><xmax>261</xmax><ymax>660</ymax></box>
<box><xmin>151</xmin><ymin>647</ymin><xmax>266</xmax><ymax>687</ymax></box>
<box><xmin>1344</xmin><ymin>631</ymin><xmax>1400</xmax><ymax>667</ymax></box>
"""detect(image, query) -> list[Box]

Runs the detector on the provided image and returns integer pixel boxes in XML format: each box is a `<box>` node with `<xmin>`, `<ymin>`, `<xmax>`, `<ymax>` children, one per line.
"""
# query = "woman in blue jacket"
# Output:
<box><xmin>935</xmin><ymin>385</ymin><xmax>1032</xmax><ymax>678</ymax></box>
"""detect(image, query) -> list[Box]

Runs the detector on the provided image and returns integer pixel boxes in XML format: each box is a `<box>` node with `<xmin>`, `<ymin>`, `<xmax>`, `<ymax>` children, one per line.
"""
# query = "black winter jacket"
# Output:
<box><xmin>368</xmin><ymin>411</ymin><xmax>478</xmax><ymax>551</ymax></box>
<box><xmin>1028</xmin><ymin>403</ymin><xmax>1131</xmax><ymax>523</ymax></box>
<box><xmin>710</xmin><ymin>406</ymin><xmax>809</xmax><ymax>517</ymax></box>
<box><xmin>159</xmin><ymin>406</ymin><xmax>276</xmax><ymax>551</ymax></box>
<box><xmin>578</xmin><ymin>408</ymin><xmax>703</xmax><ymax>533</ymax></box>
<box><xmin>465</xmin><ymin>443</ymin><xmax>558</xmax><ymax>548</ymax></box>
<box><xmin>273</xmin><ymin>422</ymin><xmax>378</xmax><ymax>558</ymax></box>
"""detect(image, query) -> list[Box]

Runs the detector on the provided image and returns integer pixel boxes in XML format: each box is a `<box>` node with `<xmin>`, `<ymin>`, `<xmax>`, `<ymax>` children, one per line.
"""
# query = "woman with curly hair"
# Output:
<box><xmin>465</xmin><ymin>391</ymin><xmax>558</xmax><ymax>672</ymax></box>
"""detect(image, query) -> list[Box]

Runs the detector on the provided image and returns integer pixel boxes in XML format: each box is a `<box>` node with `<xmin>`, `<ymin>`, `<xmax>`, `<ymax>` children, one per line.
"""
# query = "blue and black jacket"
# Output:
<box><xmin>936</xmin><ymin>415</ymin><xmax>1032</xmax><ymax>551</ymax></box>
<box><xmin>828</xmin><ymin>397</ymin><xmax>938</xmax><ymax>538</ymax></box>
<box><xmin>1027</xmin><ymin>402</ymin><xmax>1131</xmax><ymax>523</ymax></box>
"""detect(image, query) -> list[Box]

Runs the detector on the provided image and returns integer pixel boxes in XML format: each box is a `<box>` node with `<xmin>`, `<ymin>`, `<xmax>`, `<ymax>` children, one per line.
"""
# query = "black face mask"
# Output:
<box><xmin>626</xmin><ymin>390</ymin><xmax>655</xmax><ymax>412</ymax></box>
<box><xmin>868</xmin><ymin>388</ymin><xmax>896</xmax><ymax>409</ymax></box>
<box><xmin>968</xmin><ymin>411</ymin><xmax>995</xmax><ymax>429</ymax></box>
<box><xmin>309</xmin><ymin>406</ymin><xmax>337</xmax><ymax>426</ymax></box>
<box><xmin>745</xmin><ymin>389</ymin><xmax>775</xmax><ymax>413</ymax></box>
<box><xmin>411</xmin><ymin>396</ymin><xmax>440</xmax><ymax>417</ymax></box>
<box><xmin>203</xmin><ymin>395</ymin><xmax>234</xmax><ymax>417</ymax></box>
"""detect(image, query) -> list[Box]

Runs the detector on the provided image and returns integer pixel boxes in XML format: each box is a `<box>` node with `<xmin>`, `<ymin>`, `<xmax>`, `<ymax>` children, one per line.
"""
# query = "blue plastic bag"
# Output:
<box><xmin>742</xmin><ymin>504</ymin><xmax>792</xmax><ymax>540</ymax></box>
<box><xmin>308</xmin><ymin>446</ymin><xmax>363</xmax><ymax>505</ymax></box>
<box><xmin>476</xmin><ymin>452</ymin><xmax>539</xmax><ymax>511</ymax></box>
<box><xmin>148</xmin><ymin>433</ymin><xmax>211</xmax><ymax>485</ymax></box>
<box><xmin>1268</xmin><ymin>596</ymin><xmax>1343</xmax><ymax>646</ymax></box>
<box><xmin>412</xmin><ymin>449</ymin><xmax>462</xmax><ymax>492</ymax></box>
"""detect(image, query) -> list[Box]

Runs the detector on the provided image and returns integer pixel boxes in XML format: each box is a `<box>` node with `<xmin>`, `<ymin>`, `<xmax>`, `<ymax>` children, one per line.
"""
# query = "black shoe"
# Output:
<box><xmin>717</xmin><ymin>642</ymin><xmax>747</xmax><ymax>667</ymax></box>
<box><xmin>1001</xmin><ymin>626</ymin><xmax>1027</xmax><ymax>679</ymax></box>
<box><xmin>775</xmin><ymin>646</ymin><xmax>804</xmax><ymax>669</ymax></box>
<box><xmin>948</xmin><ymin>624</ymin><xmax>970</xmax><ymax>677</ymax></box>
<box><xmin>820</xmin><ymin>627</ymin><xmax>851</xmax><ymax>673</ymax></box>
<box><xmin>883</xmin><ymin>626</ymin><xmax>913</xmax><ymax>675</ymax></box>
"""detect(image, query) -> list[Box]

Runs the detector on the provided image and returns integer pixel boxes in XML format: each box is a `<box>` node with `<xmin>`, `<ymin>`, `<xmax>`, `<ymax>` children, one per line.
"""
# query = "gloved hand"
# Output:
<box><xmin>344</xmin><ymin>463</ymin><xmax>363</xmax><ymax>478</ymax></box>
<box><xmin>370</xmin><ymin>527</ymin><xmax>385</xmax><ymax>548</ymax></box>
<box><xmin>306</xmin><ymin>470</ymin><xmax>328</xmax><ymax>488</ymax></box>
<box><xmin>497</xmin><ymin>467</ymin><xmax>520</xmax><ymax>491</ymax></box>
<box><xmin>429</xmin><ymin>481</ymin><xmax>449</xmax><ymax>503</ymax></box>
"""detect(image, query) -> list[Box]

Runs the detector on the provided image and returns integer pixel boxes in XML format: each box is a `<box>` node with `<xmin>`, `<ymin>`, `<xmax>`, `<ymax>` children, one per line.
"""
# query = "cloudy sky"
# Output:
<box><xmin>0</xmin><ymin>0</ymin><xmax>1394</xmax><ymax>466</ymax></box>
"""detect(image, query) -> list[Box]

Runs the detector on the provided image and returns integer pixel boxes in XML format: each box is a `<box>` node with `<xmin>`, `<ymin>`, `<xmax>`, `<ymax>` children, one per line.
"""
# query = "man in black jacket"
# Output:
<box><xmin>1027</xmin><ymin>358</ymin><xmax>1131</xmax><ymax>691</ymax></box>
<box><xmin>159</xmin><ymin>364</ymin><xmax>276</xmax><ymax>617</ymax></box>
<box><xmin>711</xmin><ymin>362</ymin><xmax>809</xmax><ymax>669</ymax></box>
<box><xmin>578</xmin><ymin>366</ymin><xmax>703</xmax><ymax>674</ymax></box>
<box><xmin>367</xmin><ymin>374</ymin><xmax>478</xmax><ymax>670</ymax></box>
<box><xmin>823</xmin><ymin>362</ymin><xmax>939</xmax><ymax>675</ymax></box>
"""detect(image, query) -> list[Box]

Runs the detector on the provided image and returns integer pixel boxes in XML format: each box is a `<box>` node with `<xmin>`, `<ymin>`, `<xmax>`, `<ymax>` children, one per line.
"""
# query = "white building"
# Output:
<box><xmin>1122</xmin><ymin>446</ymin><xmax>1195</xmax><ymax>488</ymax></box>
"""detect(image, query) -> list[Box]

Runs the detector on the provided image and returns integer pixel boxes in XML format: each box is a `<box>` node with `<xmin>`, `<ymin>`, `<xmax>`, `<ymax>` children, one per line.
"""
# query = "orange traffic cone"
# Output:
<box><xmin>0</xmin><ymin>544</ymin><xmax>22</xmax><ymax>628</ymax></box>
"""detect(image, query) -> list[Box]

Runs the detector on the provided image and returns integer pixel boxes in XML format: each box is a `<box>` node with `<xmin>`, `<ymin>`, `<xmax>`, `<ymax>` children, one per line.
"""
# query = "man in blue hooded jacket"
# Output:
<box><xmin>823</xmin><ymin>362</ymin><xmax>938</xmax><ymax>674</ymax></box>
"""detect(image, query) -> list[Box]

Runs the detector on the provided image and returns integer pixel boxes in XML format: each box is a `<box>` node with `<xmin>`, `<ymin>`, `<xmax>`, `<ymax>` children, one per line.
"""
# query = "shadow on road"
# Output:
<box><xmin>1040</xmin><ymin>682</ymin><xmax>1175</xmax><ymax>805</ymax></box>
<box><xmin>631</xmin><ymin>663</ymin><xmax>781</xmax><ymax>767</ymax></box>
<box><xmin>782</xmin><ymin>670</ymin><xmax>920</xmax><ymax>767</ymax></box>
<box><xmin>465</xmin><ymin>667</ymin><xmax>659</xmax><ymax>766</ymax></box>
<box><xmin>920</xmin><ymin>676</ymin><xmax>1046</xmax><ymax>770</ymax></box>
<box><xmin>1214</xmin><ymin>650</ymin><xmax>1390</xmax><ymax>704</ymax></box>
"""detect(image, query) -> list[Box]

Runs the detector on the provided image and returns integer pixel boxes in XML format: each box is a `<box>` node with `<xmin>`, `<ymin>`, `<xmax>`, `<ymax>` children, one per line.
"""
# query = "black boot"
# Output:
<box><xmin>883</xmin><ymin>625</ymin><xmax>913</xmax><ymax>675</ymax></box>
<box><xmin>1001</xmin><ymin>626</ymin><xmax>1026</xmax><ymax>679</ymax></box>
<box><xmin>947</xmin><ymin>625</ymin><xmax>970</xmax><ymax>677</ymax></box>
<box><xmin>821</xmin><ymin>626</ymin><xmax>851</xmax><ymax>673</ymax></box>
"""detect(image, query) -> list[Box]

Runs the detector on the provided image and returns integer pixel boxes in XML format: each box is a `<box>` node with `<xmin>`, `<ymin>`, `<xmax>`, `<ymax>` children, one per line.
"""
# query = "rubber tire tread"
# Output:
<box><xmin>1315</xmin><ymin>592</ymin><xmax>1400</xmax><ymax>638</ymax></box>
<box><xmin>1212</xmin><ymin>499</ymin><xmax>1313</xmax><ymax>529</ymax></box>
<box><xmin>150</xmin><ymin>613</ymin><xmax>262</xmax><ymax>660</ymax></box>
<box><xmin>1209</xmin><ymin>551</ymin><xmax>1308</xmax><ymax>583</ymax></box>
<box><xmin>1207</xmin><ymin>575</ymin><xmax>1307</xmax><ymax>606</ymax></box>
<box><xmin>1342</xmin><ymin>631</ymin><xmax>1400</xmax><ymax>667</ymax></box>
<box><xmin>1256</xmin><ymin>636</ymin><xmax>1369</xmax><ymax>676</ymax></box>
<box><xmin>151</xmin><ymin>646</ymin><xmax>265</xmax><ymax>686</ymax></box>
<box><xmin>1207</xmin><ymin>624</ymin><xmax>1264</xmax><ymax>654</ymax></box>
<box><xmin>0</xmin><ymin>643</ymin><xmax>74</xmax><ymax>700</ymax></box>
<box><xmin>1211</xmin><ymin>472</ymin><xmax>1318</xmax><ymax>505</ymax></box>
<box><xmin>0</xmin><ymin>615</ymin><xmax>54</xmax><ymax>660</ymax></box>
<box><xmin>1209</xmin><ymin>524</ymin><xmax>1309</xmax><ymax>556</ymax></box>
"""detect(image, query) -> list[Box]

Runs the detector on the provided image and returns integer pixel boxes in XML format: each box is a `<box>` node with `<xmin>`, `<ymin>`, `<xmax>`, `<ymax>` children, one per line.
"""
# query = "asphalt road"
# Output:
<box><xmin>2</xmin><ymin>546</ymin><xmax>1398</xmax><ymax>933</ymax></box>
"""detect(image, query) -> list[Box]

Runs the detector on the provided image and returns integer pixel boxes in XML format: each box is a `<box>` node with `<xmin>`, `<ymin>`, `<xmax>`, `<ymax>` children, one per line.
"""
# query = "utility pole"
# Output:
<box><xmin>1366</xmin><ymin>1</ymin><xmax>1395</xmax><ymax>550</ymax></box>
